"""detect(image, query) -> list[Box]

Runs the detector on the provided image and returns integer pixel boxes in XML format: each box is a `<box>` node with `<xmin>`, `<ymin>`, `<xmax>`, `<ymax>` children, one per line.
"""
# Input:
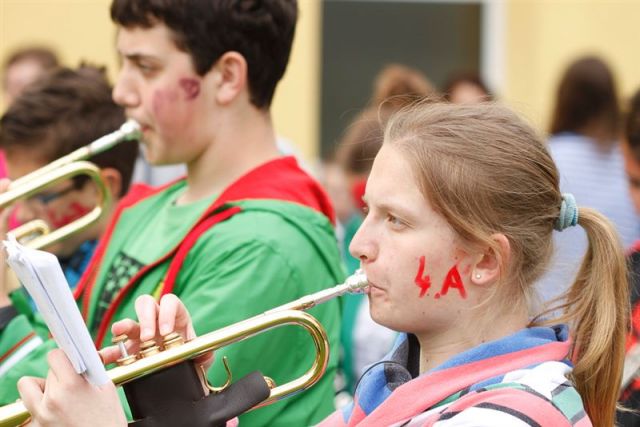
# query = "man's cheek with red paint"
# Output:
<box><xmin>179</xmin><ymin>78</ymin><xmax>201</xmax><ymax>100</ymax></box>
<box><xmin>46</xmin><ymin>202</ymin><xmax>93</xmax><ymax>229</ymax></box>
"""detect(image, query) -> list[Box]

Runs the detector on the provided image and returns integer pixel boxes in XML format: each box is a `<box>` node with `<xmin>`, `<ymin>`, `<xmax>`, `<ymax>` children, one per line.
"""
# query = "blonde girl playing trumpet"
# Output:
<box><xmin>19</xmin><ymin>101</ymin><xmax>628</xmax><ymax>426</ymax></box>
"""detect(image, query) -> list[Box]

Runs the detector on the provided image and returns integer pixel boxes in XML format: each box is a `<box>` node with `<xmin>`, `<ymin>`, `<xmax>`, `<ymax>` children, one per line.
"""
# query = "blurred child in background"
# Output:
<box><xmin>0</xmin><ymin>65</ymin><xmax>139</xmax><ymax>289</ymax></box>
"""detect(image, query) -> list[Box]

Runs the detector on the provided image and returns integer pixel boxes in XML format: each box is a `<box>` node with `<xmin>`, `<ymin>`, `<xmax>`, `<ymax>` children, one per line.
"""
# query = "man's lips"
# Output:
<box><xmin>128</xmin><ymin>117</ymin><xmax>150</xmax><ymax>133</ymax></box>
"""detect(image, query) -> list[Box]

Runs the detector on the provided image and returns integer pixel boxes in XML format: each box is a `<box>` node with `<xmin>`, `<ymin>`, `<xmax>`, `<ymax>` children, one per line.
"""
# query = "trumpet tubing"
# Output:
<box><xmin>0</xmin><ymin>270</ymin><xmax>368</xmax><ymax>426</ymax></box>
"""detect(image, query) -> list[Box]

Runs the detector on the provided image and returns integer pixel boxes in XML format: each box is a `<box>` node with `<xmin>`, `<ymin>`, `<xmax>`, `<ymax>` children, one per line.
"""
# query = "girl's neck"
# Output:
<box><xmin>416</xmin><ymin>309</ymin><xmax>528</xmax><ymax>374</ymax></box>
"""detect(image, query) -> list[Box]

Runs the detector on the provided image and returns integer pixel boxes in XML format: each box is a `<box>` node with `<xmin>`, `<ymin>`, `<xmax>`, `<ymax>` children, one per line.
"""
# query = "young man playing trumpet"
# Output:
<box><xmin>0</xmin><ymin>1</ymin><xmax>343</xmax><ymax>426</ymax></box>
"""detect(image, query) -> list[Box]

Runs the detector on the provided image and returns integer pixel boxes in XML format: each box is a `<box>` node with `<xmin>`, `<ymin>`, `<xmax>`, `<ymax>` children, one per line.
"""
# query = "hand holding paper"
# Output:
<box><xmin>3</xmin><ymin>237</ymin><xmax>108</xmax><ymax>386</ymax></box>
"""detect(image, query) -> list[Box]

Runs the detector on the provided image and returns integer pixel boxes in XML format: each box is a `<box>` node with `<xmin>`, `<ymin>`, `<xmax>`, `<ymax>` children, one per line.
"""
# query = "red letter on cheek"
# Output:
<box><xmin>179</xmin><ymin>78</ymin><xmax>201</xmax><ymax>100</ymax></box>
<box><xmin>414</xmin><ymin>256</ymin><xmax>431</xmax><ymax>298</ymax></box>
<box><xmin>440</xmin><ymin>265</ymin><xmax>467</xmax><ymax>299</ymax></box>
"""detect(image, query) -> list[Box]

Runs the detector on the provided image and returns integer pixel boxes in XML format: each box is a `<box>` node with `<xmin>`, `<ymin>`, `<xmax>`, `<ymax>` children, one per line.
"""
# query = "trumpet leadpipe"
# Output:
<box><xmin>10</xmin><ymin>119</ymin><xmax>141</xmax><ymax>188</ymax></box>
<box><xmin>266</xmin><ymin>268</ymin><xmax>369</xmax><ymax>314</ymax></box>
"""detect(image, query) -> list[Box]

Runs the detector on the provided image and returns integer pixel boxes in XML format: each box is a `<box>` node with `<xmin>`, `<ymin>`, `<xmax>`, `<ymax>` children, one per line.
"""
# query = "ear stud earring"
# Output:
<box><xmin>475</xmin><ymin>273</ymin><xmax>482</xmax><ymax>279</ymax></box>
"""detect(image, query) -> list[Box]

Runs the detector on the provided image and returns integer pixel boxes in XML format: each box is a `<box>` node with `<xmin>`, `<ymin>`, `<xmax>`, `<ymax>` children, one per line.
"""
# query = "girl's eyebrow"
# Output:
<box><xmin>365</xmin><ymin>196</ymin><xmax>420</xmax><ymax>220</ymax></box>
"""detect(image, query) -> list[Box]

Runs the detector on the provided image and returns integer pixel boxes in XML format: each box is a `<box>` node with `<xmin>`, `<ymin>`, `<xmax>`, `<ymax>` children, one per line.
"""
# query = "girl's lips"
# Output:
<box><xmin>368</xmin><ymin>281</ymin><xmax>385</xmax><ymax>294</ymax></box>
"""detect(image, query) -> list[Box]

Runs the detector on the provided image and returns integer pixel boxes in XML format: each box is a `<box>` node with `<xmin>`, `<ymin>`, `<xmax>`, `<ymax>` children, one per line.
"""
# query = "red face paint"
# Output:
<box><xmin>179</xmin><ymin>78</ymin><xmax>200</xmax><ymax>100</ymax></box>
<box><xmin>47</xmin><ymin>202</ymin><xmax>92</xmax><ymax>229</ymax></box>
<box><xmin>440</xmin><ymin>265</ymin><xmax>467</xmax><ymax>299</ymax></box>
<box><xmin>414</xmin><ymin>256</ymin><xmax>431</xmax><ymax>297</ymax></box>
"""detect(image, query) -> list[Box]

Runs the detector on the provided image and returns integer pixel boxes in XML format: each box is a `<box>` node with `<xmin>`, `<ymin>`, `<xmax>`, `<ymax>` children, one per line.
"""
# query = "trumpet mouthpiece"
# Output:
<box><xmin>120</xmin><ymin>119</ymin><xmax>142</xmax><ymax>140</ymax></box>
<box><xmin>344</xmin><ymin>269</ymin><xmax>368</xmax><ymax>293</ymax></box>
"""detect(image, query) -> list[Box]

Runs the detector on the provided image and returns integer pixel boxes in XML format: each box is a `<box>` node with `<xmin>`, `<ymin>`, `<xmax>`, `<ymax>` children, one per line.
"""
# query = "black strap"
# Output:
<box><xmin>206</xmin><ymin>370</ymin><xmax>271</xmax><ymax>426</ymax></box>
<box><xmin>126</xmin><ymin>360</ymin><xmax>270</xmax><ymax>427</ymax></box>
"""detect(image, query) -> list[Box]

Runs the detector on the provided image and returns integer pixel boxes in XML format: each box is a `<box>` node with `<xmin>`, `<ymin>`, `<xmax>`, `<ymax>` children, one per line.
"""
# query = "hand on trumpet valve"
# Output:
<box><xmin>99</xmin><ymin>294</ymin><xmax>214</xmax><ymax>370</ymax></box>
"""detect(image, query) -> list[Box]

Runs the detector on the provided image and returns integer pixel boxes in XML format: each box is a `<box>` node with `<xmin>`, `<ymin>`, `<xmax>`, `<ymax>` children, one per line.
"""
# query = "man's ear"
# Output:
<box><xmin>99</xmin><ymin>168</ymin><xmax>123</xmax><ymax>199</ymax></box>
<box><xmin>210</xmin><ymin>51</ymin><xmax>248</xmax><ymax>105</ymax></box>
<box><xmin>470</xmin><ymin>233</ymin><xmax>510</xmax><ymax>286</ymax></box>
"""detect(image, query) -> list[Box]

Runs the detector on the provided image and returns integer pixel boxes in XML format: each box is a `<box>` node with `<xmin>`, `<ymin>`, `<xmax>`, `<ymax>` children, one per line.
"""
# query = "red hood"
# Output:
<box><xmin>213</xmin><ymin>156</ymin><xmax>335</xmax><ymax>224</ymax></box>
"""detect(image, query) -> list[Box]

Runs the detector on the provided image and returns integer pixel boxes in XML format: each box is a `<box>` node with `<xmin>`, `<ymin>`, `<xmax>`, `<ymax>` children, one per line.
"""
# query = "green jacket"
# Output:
<box><xmin>0</xmin><ymin>157</ymin><xmax>345</xmax><ymax>426</ymax></box>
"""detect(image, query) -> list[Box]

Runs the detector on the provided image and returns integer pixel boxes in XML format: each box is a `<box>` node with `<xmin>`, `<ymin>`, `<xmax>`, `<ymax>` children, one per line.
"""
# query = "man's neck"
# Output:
<box><xmin>179</xmin><ymin>106</ymin><xmax>281</xmax><ymax>205</ymax></box>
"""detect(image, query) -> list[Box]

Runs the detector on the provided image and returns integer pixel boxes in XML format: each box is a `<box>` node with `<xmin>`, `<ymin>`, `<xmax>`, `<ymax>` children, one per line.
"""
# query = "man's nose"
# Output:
<box><xmin>112</xmin><ymin>70</ymin><xmax>140</xmax><ymax>109</ymax></box>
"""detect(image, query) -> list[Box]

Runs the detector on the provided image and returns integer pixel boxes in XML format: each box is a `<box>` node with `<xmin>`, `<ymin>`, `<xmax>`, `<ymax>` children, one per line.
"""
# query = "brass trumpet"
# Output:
<box><xmin>1</xmin><ymin>119</ymin><xmax>141</xmax><ymax>250</ymax></box>
<box><xmin>0</xmin><ymin>270</ymin><xmax>369</xmax><ymax>427</ymax></box>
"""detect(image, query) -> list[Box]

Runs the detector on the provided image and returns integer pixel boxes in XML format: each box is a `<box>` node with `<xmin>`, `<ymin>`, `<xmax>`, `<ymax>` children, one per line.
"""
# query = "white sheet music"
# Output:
<box><xmin>3</xmin><ymin>237</ymin><xmax>109</xmax><ymax>386</ymax></box>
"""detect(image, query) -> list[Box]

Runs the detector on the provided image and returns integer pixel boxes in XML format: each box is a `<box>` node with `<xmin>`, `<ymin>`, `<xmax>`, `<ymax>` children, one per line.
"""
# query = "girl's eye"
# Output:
<box><xmin>387</xmin><ymin>214</ymin><xmax>405</xmax><ymax>228</ymax></box>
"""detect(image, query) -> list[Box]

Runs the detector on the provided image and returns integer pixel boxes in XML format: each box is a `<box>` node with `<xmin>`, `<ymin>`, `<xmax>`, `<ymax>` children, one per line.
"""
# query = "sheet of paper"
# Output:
<box><xmin>3</xmin><ymin>237</ymin><xmax>109</xmax><ymax>386</ymax></box>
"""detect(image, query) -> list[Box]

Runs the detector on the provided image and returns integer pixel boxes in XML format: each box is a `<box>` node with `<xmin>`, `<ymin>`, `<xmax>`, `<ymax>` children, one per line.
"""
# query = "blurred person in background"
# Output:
<box><xmin>537</xmin><ymin>56</ymin><xmax>639</xmax><ymax>304</ymax></box>
<box><xmin>2</xmin><ymin>46</ymin><xmax>59</xmax><ymax>108</ymax></box>
<box><xmin>443</xmin><ymin>71</ymin><xmax>492</xmax><ymax>104</ymax></box>
<box><xmin>0</xmin><ymin>65</ymin><xmax>139</xmax><ymax>295</ymax></box>
<box><xmin>618</xmin><ymin>88</ymin><xmax>640</xmax><ymax>427</ymax></box>
<box><xmin>1</xmin><ymin>46</ymin><xmax>60</xmax><ymax>182</ymax></box>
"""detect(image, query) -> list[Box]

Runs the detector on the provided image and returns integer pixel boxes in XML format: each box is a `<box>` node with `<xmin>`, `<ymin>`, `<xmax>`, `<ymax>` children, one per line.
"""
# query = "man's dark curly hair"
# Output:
<box><xmin>111</xmin><ymin>0</ymin><xmax>297</xmax><ymax>109</ymax></box>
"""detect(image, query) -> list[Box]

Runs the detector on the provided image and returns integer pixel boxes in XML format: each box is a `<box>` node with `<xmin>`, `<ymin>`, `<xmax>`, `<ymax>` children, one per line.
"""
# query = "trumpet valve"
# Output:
<box><xmin>162</xmin><ymin>332</ymin><xmax>185</xmax><ymax>350</ymax></box>
<box><xmin>139</xmin><ymin>340</ymin><xmax>161</xmax><ymax>358</ymax></box>
<box><xmin>113</xmin><ymin>334</ymin><xmax>137</xmax><ymax>366</ymax></box>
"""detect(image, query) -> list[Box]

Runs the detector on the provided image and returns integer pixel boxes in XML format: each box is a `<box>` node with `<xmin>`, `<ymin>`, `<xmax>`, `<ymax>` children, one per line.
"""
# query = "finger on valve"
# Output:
<box><xmin>100</xmin><ymin>318</ymin><xmax>143</xmax><ymax>365</ymax></box>
<box><xmin>135</xmin><ymin>294</ymin><xmax>160</xmax><ymax>342</ymax></box>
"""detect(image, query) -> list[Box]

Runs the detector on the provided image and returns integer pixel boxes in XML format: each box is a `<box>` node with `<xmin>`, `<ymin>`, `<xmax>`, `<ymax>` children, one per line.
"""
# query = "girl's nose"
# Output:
<box><xmin>349</xmin><ymin>221</ymin><xmax>377</xmax><ymax>264</ymax></box>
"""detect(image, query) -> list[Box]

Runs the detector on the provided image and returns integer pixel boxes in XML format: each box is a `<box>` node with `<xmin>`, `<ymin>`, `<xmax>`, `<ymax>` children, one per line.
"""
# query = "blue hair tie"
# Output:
<box><xmin>554</xmin><ymin>193</ymin><xmax>579</xmax><ymax>231</ymax></box>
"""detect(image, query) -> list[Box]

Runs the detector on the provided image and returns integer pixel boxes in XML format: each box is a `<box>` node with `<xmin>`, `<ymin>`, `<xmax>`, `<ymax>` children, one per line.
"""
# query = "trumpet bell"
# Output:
<box><xmin>3</xmin><ymin>161</ymin><xmax>110</xmax><ymax>251</ymax></box>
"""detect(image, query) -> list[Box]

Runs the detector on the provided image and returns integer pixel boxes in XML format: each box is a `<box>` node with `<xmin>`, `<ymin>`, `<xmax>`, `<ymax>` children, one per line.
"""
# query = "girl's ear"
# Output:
<box><xmin>470</xmin><ymin>233</ymin><xmax>510</xmax><ymax>286</ymax></box>
<box><xmin>210</xmin><ymin>51</ymin><xmax>247</xmax><ymax>105</ymax></box>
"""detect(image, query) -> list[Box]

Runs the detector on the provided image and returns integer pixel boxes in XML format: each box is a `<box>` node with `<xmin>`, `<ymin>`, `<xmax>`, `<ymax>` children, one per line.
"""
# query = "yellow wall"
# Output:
<box><xmin>0</xmin><ymin>0</ymin><xmax>320</xmax><ymax>160</ymax></box>
<box><xmin>272</xmin><ymin>0</ymin><xmax>320</xmax><ymax>161</ymax></box>
<box><xmin>0</xmin><ymin>0</ymin><xmax>118</xmax><ymax>93</ymax></box>
<box><xmin>504</xmin><ymin>0</ymin><xmax>640</xmax><ymax>132</ymax></box>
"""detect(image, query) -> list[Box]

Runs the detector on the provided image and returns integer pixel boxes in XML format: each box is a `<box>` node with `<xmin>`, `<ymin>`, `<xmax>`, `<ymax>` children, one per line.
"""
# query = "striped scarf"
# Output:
<box><xmin>319</xmin><ymin>325</ymin><xmax>590</xmax><ymax>426</ymax></box>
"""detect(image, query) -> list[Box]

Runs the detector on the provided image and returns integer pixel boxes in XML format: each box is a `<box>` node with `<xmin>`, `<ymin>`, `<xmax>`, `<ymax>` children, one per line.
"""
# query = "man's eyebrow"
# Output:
<box><xmin>121</xmin><ymin>53</ymin><xmax>154</xmax><ymax>62</ymax></box>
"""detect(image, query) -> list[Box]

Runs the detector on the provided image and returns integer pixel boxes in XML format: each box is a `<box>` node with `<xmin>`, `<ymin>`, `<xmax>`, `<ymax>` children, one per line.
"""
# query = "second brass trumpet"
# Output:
<box><xmin>1</xmin><ymin>120</ymin><xmax>141</xmax><ymax>250</ymax></box>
